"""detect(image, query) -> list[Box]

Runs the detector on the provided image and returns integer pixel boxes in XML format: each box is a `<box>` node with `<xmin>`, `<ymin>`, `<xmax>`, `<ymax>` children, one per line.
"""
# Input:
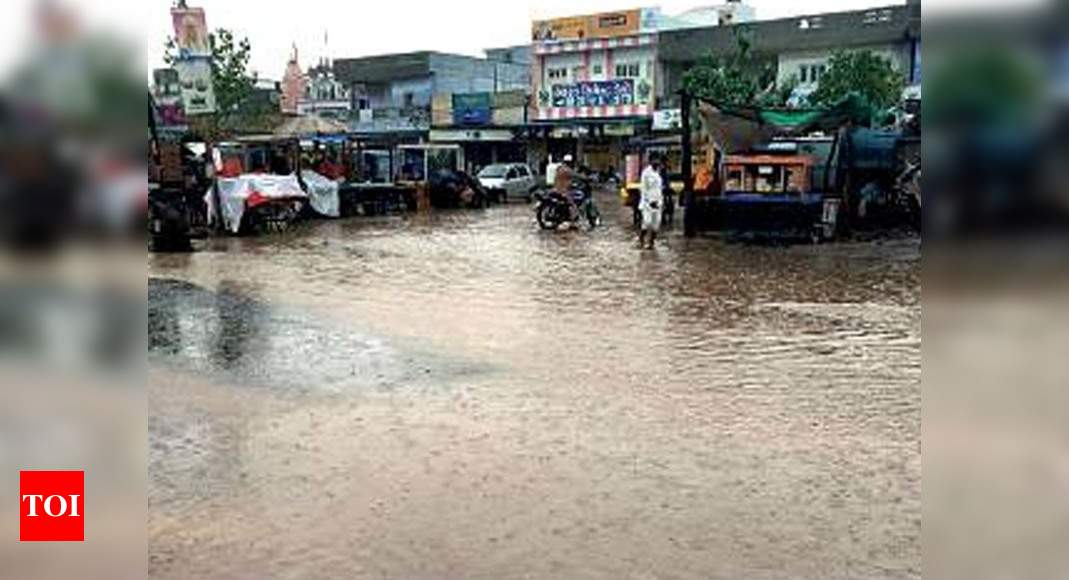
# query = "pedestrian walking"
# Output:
<box><xmin>639</xmin><ymin>154</ymin><xmax>664</xmax><ymax>249</ymax></box>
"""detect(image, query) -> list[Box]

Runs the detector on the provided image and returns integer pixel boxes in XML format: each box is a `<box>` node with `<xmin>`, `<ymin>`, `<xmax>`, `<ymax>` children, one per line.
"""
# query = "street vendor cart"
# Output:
<box><xmin>709</xmin><ymin>152</ymin><xmax>841</xmax><ymax>242</ymax></box>
<box><xmin>677</xmin><ymin>91</ymin><xmax>914</xmax><ymax>240</ymax></box>
<box><xmin>210</xmin><ymin>136</ymin><xmax>309</xmax><ymax>235</ymax></box>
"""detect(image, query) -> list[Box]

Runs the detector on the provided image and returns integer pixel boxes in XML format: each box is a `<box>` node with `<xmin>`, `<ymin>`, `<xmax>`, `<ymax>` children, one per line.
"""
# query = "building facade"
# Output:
<box><xmin>298</xmin><ymin>59</ymin><xmax>351</xmax><ymax>118</ymax></box>
<box><xmin>334</xmin><ymin>51</ymin><xmax>528</xmax><ymax>139</ymax></box>
<box><xmin>529</xmin><ymin>7</ymin><xmax>666</xmax><ymax>174</ymax></box>
<box><xmin>658</xmin><ymin>3</ymin><xmax>917</xmax><ymax>105</ymax></box>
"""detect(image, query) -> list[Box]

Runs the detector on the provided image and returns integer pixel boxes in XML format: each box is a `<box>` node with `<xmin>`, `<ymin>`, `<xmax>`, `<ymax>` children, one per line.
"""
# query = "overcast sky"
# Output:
<box><xmin>140</xmin><ymin>1</ymin><xmax>929</xmax><ymax>82</ymax></box>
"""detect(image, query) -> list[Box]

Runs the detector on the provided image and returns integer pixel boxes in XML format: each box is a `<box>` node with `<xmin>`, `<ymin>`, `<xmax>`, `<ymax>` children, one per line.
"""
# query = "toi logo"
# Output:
<box><xmin>19</xmin><ymin>471</ymin><xmax>84</xmax><ymax>542</ymax></box>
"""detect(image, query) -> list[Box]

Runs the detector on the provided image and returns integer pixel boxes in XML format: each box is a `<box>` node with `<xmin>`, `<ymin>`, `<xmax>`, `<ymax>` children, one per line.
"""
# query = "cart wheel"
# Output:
<box><xmin>810</xmin><ymin>226</ymin><xmax>824</xmax><ymax>245</ymax></box>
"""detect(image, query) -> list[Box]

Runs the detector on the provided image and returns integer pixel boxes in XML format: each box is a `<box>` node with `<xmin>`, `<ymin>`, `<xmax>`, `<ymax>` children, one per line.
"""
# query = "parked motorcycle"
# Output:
<box><xmin>535</xmin><ymin>188</ymin><xmax>600</xmax><ymax>230</ymax></box>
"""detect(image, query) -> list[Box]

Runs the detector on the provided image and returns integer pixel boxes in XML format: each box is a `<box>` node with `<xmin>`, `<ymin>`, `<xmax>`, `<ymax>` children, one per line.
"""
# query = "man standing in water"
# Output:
<box><xmin>639</xmin><ymin>154</ymin><xmax>664</xmax><ymax>249</ymax></box>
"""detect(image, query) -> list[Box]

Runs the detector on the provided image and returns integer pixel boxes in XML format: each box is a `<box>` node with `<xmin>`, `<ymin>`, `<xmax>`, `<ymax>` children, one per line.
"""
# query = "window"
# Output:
<box><xmin>615</xmin><ymin>63</ymin><xmax>640</xmax><ymax>78</ymax></box>
<box><xmin>800</xmin><ymin>64</ymin><xmax>826</xmax><ymax>84</ymax></box>
<box><xmin>358</xmin><ymin>97</ymin><xmax>370</xmax><ymax>110</ymax></box>
<box><xmin>547</xmin><ymin>67</ymin><xmax>567</xmax><ymax>81</ymax></box>
<box><xmin>593</xmin><ymin>64</ymin><xmax>603</xmax><ymax>76</ymax></box>
<box><xmin>403</xmin><ymin>92</ymin><xmax>414</xmax><ymax>108</ymax></box>
<box><xmin>517</xmin><ymin>166</ymin><xmax>530</xmax><ymax>177</ymax></box>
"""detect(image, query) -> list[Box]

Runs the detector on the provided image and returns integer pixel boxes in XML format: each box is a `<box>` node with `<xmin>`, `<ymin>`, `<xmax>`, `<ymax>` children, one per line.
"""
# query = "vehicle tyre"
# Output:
<box><xmin>536</xmin><ymin>204</ymin><xmax>560</xmax><ymax>230</ymax></box>
<box><xmin>810</xmin><ymin>226</ymin><xmax>824</xmax><ymax>245</ymax></box>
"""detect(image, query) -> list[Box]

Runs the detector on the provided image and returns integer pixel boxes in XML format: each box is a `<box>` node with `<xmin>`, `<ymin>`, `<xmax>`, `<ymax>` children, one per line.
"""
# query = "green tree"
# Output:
<box><xmin>681</xmin><ymin>29</ymin><xmax>785</xmax><ymax>108</ymax></box>
<box><xmin>164</xmin><ymin>28</ymin><xmax>264</xmax><ymax>138</ymax></box>
<box><xmin>808</xmin><ymin>50</ymin><xmax>904</xmax><ymax>114</ymax></box>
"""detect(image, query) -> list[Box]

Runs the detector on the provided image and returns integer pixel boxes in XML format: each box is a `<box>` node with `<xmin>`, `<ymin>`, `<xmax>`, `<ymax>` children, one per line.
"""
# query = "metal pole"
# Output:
<box><xmin>680</xmin><ymin>90</ymin><xmax>696</xmax><ymax>237</ymax></box>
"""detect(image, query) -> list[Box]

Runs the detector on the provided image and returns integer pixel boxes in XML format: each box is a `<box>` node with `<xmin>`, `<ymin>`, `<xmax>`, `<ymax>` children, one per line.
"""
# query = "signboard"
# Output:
<box><xmin>550</xmin><ymin>126</ymin><xmax>590</xmax><ymax>139</ymax></box>
<box><xmin>591</xmin><ymin>9</ymin><xmax>641</xmax><ymax>39</ymax></box>
<box><xmin>156</xmin><ymin>102</ymin><xmax>187</xmax><ymax>127</ymax></box>
<box><xmin>174</xmin><ymin>58</ymin><xmax>216</xmax><ymax>115</ymax></box>
<box><xmin>452</xmin><ymin>93</ymin><xmax>492</xmax><ymax>126</ymax></box>
<box><xmin>532</xmin><ymin>8</ymin><xmax>654</xmax><ymax>42</ymax></box>
<box><xmin>532</xmin><ymin>16</ymin><xmax>589</xmax><ymax>42</ymax></box>
<box><xmin>430</xmin><ymin>129</ymin><xmax>514</xmax><ymax>142</ymax></box>
<box><xmin>551</xmin><ymin>79</ymin><xmax>634</xmax><ymax>108</ymax></box>
<box><xmin>603</xmin><ymin>124</ymin><xmax>634</xmax><ymax>137</ymax></box>
<box><xmin>652</xmin><ymin>109</ymin><xmax>682</xmax><ymax>131</ymax></box>
<box><xmin>170</xmin><ymin>7</ymin><xmax>210</xmax><ymax>58</ymax></box>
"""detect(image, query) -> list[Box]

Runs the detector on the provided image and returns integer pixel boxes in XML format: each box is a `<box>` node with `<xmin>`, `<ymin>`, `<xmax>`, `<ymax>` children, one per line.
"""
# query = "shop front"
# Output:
<box><xmin>529</xmin><ymin>118</ymin><xmax>650</xmax><ymax>179</ymax></box>
<box><xmin>428</xmin><ymin>128</ymin><xmax>526</xmax><ymax>175</ymax></box>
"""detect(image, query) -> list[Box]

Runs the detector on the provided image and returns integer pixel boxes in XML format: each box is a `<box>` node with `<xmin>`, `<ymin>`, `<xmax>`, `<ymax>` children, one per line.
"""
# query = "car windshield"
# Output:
<box><xmin>478</xmin><ymin>165</ymin><xmax>509</xmax><ymax>178</ymax></box>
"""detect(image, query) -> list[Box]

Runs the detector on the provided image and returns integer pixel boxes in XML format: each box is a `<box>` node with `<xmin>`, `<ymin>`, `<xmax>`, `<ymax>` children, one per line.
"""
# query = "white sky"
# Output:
<box><xmin>142</xmin><ymin>0</ymin><xmax>924</xmax><ymax>82</ymax></box>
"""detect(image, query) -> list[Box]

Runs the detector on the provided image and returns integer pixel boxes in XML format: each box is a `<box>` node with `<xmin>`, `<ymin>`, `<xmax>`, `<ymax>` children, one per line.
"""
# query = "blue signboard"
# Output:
<box><xmin>551</xmin><ymin>79</ymin><xmax>635</xmax><ymax>108</ymax></box>
<box><xmin>453</xmin><ymin>93</ymin><xmax>492</xmax><ymax>126</ymax></box>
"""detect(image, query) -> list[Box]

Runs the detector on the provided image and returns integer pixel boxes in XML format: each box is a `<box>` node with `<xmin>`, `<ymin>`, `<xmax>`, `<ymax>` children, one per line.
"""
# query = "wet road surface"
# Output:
<box><xmin>149</xmin><ymin>193</ymin><xmax>920</xmax><ymax>579</ymax></box>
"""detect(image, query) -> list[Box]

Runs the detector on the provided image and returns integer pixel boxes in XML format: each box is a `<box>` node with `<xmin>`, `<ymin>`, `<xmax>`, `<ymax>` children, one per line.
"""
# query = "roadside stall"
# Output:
<box><xmin>678</xmin><ymin>92</ymin><xmax>914</xmax><ymax>240</ymax></box>
<box><xmin>209</xmin><ymin>136</ymin><xmax>308</xmax><ymax>234</ymax></box>
<box><xmin>337</xmin><ymin>135</ymin><xmax>414</xmax><ymax>216</ymax></box>
<box><xmin>274</xmin><ymin>116</ymin><xmax>347</xmax><ymax>219</ymax></box>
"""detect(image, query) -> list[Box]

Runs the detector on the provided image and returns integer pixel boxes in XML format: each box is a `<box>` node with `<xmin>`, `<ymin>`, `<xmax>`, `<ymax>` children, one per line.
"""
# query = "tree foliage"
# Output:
<box><xmin>808</xmin><ymin>50</ymin><xmax>904</xmax><ymax>114</ymax></box>
<box><xmin>681</xmin><ymin>29</ymin><xmax>785</xmax><ymax>108</ymax></box>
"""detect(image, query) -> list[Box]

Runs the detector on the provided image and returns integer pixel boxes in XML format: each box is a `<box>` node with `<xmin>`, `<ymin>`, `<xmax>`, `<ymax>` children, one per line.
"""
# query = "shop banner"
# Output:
<box><xmin>171</xmin><ymin>7</ymin><xmax>210</xmax><ymax>58</ymax></box>
<box><xmin>533</xmin><ymin>8</ymin><xmax>655</xmax><ymax>42</ymax></box>
<box><xmin>551</xmin><ymin>80</ymin><xmax>634</xmax><ymax>108</ymax></box>
<box><xmin>174</xmin><ymin>57</ymin><xmax>216</xmax><ymax>115</ymax></box>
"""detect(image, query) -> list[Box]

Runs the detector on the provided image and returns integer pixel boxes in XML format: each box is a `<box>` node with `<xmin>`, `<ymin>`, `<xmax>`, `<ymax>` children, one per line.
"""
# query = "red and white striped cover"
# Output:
<box><xmin>534</xmin><ymin>34</ymin><xmax>656</xmax><ymax>55</ymax></box>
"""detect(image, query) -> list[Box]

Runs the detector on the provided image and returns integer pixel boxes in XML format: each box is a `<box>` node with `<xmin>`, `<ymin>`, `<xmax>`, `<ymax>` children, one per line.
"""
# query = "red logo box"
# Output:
<box><xmin>19</xmin><ymin>471</ymin><xmax>84</xmax><ymax>542</ymax></box>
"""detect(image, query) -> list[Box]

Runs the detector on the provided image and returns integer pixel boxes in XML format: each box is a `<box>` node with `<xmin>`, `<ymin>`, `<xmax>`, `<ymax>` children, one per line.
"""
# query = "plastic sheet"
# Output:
<box><xmin>300</xmin><ymin>170</ymin><xmax>341</xmax><ymax>218</ymax></box>
<box><xmin>206</xmin><ymin>174</ymin><xmax>306</xmax><ymax>234</ymax></box>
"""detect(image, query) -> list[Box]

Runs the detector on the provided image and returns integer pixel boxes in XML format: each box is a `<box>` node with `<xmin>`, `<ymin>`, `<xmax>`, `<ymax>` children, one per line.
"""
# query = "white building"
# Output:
<box><xmin>661</xmin><ymin>1</ymin><xmax>756</xmax><ymax>30</ymax></box>
<box><xmin>297</xmin><ymin>58</ymin><xmax>351</xmax><ymax>119</ymax></box>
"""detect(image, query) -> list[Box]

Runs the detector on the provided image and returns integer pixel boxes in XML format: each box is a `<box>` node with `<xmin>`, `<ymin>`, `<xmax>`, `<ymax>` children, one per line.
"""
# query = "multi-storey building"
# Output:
<box><xmin>529</xmin><ymin>7</ymin><xmax>662</xmax><ymax>172</ymax></box>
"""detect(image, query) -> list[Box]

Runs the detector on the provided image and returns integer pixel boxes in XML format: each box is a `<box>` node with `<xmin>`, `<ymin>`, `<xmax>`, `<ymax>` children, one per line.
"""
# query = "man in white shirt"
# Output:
<box><xmin>545</xmin><ymin>156</ymin><xmax>560</xmax><ymax>191</ymax></box>
<box><xmin>639</xmin><ymin>154</ymin><xmax>665</xmax><ymax>249</ymax></box>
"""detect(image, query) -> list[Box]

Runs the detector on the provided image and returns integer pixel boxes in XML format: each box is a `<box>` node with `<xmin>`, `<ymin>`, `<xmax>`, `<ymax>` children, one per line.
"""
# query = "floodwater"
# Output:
<box><xmin>148</xmin><ymin>192</ymin><xmax>921</xmax><ymax>580</ymax></box>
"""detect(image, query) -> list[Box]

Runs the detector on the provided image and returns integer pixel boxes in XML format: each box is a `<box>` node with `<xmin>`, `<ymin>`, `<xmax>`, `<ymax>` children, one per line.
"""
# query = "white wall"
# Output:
<box><xmin>776</xmin><ymin>45</ymin><xmax>909</xmax><ymax>90</ymax></box>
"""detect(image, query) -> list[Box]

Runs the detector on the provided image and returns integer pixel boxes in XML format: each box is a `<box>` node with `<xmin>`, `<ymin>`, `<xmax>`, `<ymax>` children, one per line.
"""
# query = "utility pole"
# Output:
<box><xmin>680</xmin><ymin>90</ymin><xmax>696</xmax><ymax>237</ymax></box>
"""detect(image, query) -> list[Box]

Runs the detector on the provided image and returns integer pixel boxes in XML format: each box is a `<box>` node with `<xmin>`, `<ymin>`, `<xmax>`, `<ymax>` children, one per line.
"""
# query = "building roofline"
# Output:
<box><xmin>659</xmin><ymin>3</ymin><xmax>912</xmax><ymax>63</ymax></box>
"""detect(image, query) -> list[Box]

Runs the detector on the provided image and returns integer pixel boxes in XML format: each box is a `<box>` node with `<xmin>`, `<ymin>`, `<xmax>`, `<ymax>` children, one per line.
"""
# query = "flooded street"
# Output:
<box><xmin>148</xmin><ymin>192</ymin><xmax>920</xmax><ymax>579</ymax></box>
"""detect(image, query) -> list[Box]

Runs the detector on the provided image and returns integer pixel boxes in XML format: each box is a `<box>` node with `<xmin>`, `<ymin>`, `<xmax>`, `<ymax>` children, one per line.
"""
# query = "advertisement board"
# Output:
<box><xmin>551</xmin><ymin>79</ymin><xmax>634</xmax><ymax>108</ymax></box>
<box><xmin>653</xmin><ymin>109</ymin><xmax>682</xmax><ymax>131</ymax></box>
<box><xmin>452</xmin><ymin>93</ymin><xmax>492</xmax><ymax>126</ymax></box>
<box><xmin>174</xmin><ymin>58</ymin><xmax>216</xmax><ymax>115</ymax></box>
<box><xmin>532</xmin><ymin>8</ymin><xmax>653</xmax><ymax>42</ymax></box>
<box><xmin>170</xmin><ymin>7</ymin><xmax>210</xmax><ymax>58</ymax></box>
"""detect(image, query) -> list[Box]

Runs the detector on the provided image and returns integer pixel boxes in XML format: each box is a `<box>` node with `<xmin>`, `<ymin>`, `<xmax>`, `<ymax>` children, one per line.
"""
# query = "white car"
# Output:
<box><xmin>477</xmin><ymin>163</ymin><xmax>538</xmax><ymax>203</ymax></box>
